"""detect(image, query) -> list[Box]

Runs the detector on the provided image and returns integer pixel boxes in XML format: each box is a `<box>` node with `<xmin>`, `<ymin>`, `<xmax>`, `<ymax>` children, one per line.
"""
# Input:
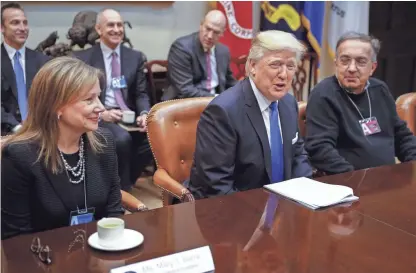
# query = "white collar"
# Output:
<box><xmin>100</xmin><ymin>42</ymin><xmax>121</xmax><ymax>59</ymax></box>
<box><xmin>249</xmin><ymin>77</ymin><xmax>276</xmax><ymax>112</ymax></box>
<box><xmin>3</xmin><ymin>42</ymin><xmax>25</xmax><ymax>61</ymax></box>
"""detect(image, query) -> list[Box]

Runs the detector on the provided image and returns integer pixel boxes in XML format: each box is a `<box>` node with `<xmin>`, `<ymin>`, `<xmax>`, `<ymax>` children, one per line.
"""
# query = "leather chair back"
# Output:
<box><xmin>298</xmin><ymin>101</ymin><xmax>307</xmax><ymax>138</ymax></box>
<box><xmin>147</xmin><ymin>97</ymin><xmax>214</xmax><ymax>184</ymax></box>
<box><xmin>396</xmin><ymin>93</ymin><xmax>416</xmax><ymax>135</ymax></box>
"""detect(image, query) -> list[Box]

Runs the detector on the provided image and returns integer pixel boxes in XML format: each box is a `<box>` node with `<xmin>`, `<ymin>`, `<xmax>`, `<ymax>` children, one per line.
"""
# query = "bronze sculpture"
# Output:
<box><xmin>34</xmin><ymin>10</ymin><xmax>134</xmax><ymax>58</ymax></box>
<box><xmin>67</xmin><ymin>10</ymin><xmax>133</xmax><ymax>49</ymax></box>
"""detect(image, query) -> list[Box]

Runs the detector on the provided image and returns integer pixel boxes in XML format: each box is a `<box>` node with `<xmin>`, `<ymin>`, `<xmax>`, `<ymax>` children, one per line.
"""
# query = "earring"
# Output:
<box><xmin>57</xmin><ymin>114</ymin><xmax>61</xmax><ymax>120</ymax></box>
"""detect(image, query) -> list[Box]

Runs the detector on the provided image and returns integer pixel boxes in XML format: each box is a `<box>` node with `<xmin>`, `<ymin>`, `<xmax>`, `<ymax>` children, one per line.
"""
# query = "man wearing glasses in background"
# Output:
<box><xmin>162</xmin><ymin>10</ymin><xmax>237</xmax><ymax>100</ymax></box>
<box><xmin>305</xmin><ymin>32</ymin><xmax>416</xmax><ymax>175</ymax></box>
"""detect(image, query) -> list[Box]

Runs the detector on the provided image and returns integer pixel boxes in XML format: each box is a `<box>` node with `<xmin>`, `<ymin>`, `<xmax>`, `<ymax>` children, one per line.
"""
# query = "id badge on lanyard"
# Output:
<box><xmin>345</xmin><ymin>83</ymin><xmax>382</xmax><ymax>137</ymax></box>
<box><xmin>111</xmin><ymin>75</ymin><xmax>127</xmax><ymax>89</ymax></box>
<box><xmin>69</xmin><ymin>207</ymin><xmax>95</xmax><ymax>226</ymax></box>
<box><xmin>359</xmin><ymin>117</ymin><xmax>381</xmax><ymax>136</ymax></box>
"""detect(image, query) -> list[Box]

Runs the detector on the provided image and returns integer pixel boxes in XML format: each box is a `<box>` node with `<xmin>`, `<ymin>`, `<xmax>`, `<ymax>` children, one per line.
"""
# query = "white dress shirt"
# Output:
<box><xmin>207</xmin><ymin>47</ymin><xmax>219</xmax><ymax>94</ymax></box>
<box><xmin>249</xmin><ymin>78</ymin><xmax>283</xmax><ymax>145</ymax></box>
<box><xmin>4</xmin><ymin>42</ymin><xmax>26</xmax><ymax>83</ymax></box>
<box><xmin>100</xmin><ymin>42</ymin><xmax>121</xmax><ymax>108</ymax></box>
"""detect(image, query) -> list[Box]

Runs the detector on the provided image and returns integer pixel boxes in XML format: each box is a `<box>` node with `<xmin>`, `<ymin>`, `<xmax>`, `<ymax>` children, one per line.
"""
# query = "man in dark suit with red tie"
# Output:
<box><xmin>1</xmin><ymin>2</ymin><xmax>50</xmax><ymax>135</ymax></box>
<box><xmin>74</xmin><ymin>8</ymin><xmax>152</xmax><ymax>191</ymax></box>
<box><xmin>162</xmin><ymin>10</ymin><xmax>237</xmax><ymax>101</ymax></box>
<box><xmin>187</xmin><ymin>30</ymin><xmax>312</xmax><ymax>199</ymax></box>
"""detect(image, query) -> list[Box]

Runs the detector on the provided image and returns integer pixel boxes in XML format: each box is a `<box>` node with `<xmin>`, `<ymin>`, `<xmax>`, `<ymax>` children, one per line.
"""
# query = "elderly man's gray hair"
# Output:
<box><xmin>245</xmin><ymin>30</ymin><xmax>306</xmax><ymax>77</ymax></box>
<box><xmin>335</xmin><ymin>31</ymin><xmax>381</xmax><ymax>62</ymax></box>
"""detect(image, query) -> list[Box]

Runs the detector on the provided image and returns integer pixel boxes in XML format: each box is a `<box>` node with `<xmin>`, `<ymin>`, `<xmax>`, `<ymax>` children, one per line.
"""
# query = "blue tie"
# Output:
<box><xmin>269</xmin><ymin>101</ymin><xmax>284</xmax><ymax>183</ymax></box>
<box><xmin>13</xmin><ymin>51</ymin><xmax>28</xmax><ymax>121</ymax></box>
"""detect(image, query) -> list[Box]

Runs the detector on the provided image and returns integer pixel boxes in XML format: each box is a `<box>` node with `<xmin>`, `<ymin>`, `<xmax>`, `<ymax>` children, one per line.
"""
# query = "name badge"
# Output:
<box><xmin>69</xmin><ymin>207</ymin><xmax>95</xmax><ymax>226</ymax></box>
<box><xmin>111</xmin><ymin>76</ymin><xmax>127</xmax><ymax>89</ymax></box>
<box><xmin>359</xmin><ymin>117</ymin><xmax>381</xmax><ymax>136</ymax></box>
<box><xmin>110</xmin><ymin>246</ymin><xmax>215</xmax><ymax>273</ymax></box>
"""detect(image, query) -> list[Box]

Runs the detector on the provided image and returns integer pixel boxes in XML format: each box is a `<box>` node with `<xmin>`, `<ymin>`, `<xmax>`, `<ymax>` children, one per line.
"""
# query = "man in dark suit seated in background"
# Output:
<box><xmin>74</xmin><ymin>8</ymin><xmax>153</xmax><ymax>191</ymax></box>
<box><xmin>162</xmin><ymin>10</ymin><xmax>237</xmax><ymax>101</ymax></box>
<box><xmin>187</xmin><ymin>30</ymin><xmax>313</xmax><ymax>199</ymax></box>
<box><xmin>1</xmin><ymin>2</ymin><xmax>50</xmax><ymax>136</ymax></box>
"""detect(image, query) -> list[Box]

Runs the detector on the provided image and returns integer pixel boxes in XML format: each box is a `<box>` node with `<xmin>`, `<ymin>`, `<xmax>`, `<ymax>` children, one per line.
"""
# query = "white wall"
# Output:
<box><xmin>14</xmin><ymin>1</ymin><xmax>208</xmax><ymax>60</ymax></box>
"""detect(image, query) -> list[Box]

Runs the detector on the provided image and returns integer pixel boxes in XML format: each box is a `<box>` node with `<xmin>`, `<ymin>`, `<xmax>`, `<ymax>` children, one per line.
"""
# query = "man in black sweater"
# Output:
<box><xmin>305</xmin><ymin>31</ymin><xmax>416</xmax><ymax>175</ymax></box>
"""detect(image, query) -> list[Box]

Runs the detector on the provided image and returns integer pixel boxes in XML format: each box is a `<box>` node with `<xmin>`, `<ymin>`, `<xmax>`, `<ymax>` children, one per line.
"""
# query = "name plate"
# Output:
<box><xmin>110</xmin><ymin>246</ymin><xmax>215</xmax><ymax>273</ymax></box>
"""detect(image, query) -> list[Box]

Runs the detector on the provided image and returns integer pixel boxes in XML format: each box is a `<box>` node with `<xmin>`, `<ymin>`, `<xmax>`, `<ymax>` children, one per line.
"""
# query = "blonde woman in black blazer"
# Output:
<box><xmin>1</xmin><ymin>57</ymin><xmax>126</xmax><ymax>240</ymax></box>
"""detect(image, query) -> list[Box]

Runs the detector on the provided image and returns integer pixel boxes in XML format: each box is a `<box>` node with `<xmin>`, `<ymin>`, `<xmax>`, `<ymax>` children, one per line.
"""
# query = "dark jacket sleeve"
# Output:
<box><xmin>1</xmin><ymin>105</ymin><xmax>19</xmax><ymax>131</ymax></box>
<box><xmin>135</xmin><ymin>51</ymin><xmax>151</xmax><ymax>115</ymax></box>
<box><xmin>305</xmin><ymin>90</ymin><xmax>355</xmax><ymax>174</ymax></box>
<box><xmin>291</xmin><ymin>99</ymin><xmax>313</xmax><ymax>178</ymax></box>
<box><xmin>1</xmin><ymin>144</ymin><xmax>34</xmax><ymax>239</ymax></box>
<box><xmin>189</xmin><ymin>103</ymin><xmax>237</xmax><ymax>199</ymax></box>
<box><xmin>100</xmin><ymin>130</ymin><xmax>125</xmax><ymax>217</ymax></box>
<box><xmin>224</xmin><ymin>47</ymin><xmax>238</xmax><ymax>89</ymax></box>
<box><xmin>167</xmin><ymin>41</ymin><xmax>213</xmax><ymax>98</ymax></box>
<box><xmin>1</xmin><ymin>74</ymin><xmax>20</xmax><ymax>132</ymax></box>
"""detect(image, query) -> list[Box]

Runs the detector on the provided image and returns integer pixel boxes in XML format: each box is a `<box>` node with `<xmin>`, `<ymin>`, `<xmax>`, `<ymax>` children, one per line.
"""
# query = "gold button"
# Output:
<box><xmin>180</xmin><ymin>160</ymin><xmax>184</xmax><ymax>164</ymax></box>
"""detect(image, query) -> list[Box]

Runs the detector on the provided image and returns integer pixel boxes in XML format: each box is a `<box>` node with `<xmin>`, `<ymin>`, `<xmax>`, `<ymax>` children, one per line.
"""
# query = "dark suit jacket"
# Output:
<box><xmin>74</xmin><ymin>44</ymin><xmax>151</xmax><ymax>115</ymax></box>
<box><xmin>163</xmin><ymin>32</ymin><xmax>237</xmax><ymax>100</ymax></box>
<box><xmin>1</xmin><ymin>44</ymin><xmax>50</xmax><ymax>135</ymax></box>
<box><xmin>1</xmin><ymin>128</ymin><xmax>124</xmax><ymax>240</ymax></box>
<box><xmin>188</xmin><ymin>79</ymin><xmax>312</xmax><ymax>199</ymax></box>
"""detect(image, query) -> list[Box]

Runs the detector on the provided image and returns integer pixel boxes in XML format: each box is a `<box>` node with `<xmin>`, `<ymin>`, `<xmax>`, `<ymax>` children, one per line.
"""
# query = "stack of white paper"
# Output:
<box><xmin>263</xmin><ymin>177</ymin><xmax>359</xmax><ymax>209</ymax></box>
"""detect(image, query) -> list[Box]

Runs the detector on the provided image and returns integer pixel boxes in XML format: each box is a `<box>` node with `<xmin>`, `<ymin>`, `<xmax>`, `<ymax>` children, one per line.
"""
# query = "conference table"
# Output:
<box><xmin>2</xmin><ymin>162</ymin><xmax>416</xmax><ymax>273</ymax></box>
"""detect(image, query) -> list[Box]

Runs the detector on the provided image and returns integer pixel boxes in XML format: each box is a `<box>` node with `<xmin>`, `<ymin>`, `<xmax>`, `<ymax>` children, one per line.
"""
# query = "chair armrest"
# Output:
<box><xmin>120</xmin><ymin>190</ymin><xmax>148</xmax><ymax>212</ymax></box>
<box><xmin>153</xmin><ymin>169</ymin><xmax>194</xmax><ymax>203</ymax></box>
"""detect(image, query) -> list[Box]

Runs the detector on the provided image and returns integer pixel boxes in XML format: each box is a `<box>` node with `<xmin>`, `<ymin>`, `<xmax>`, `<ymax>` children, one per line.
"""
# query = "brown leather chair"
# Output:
<box><xmin>396</xmin><ymin>92</ymin><xmax>416</xmax><ymax>135</ymax></box>
<box><xmin>147</xmin><ymin>97</ymin><xmax>213</xmax><ymax>206</ymax></box>
<box><xmin>146</xmin><ymin>60</ymin><xmax>168</xmax><ymax>105</ymax></box>
<box><xmin>230</xmin><ymin>55</ymin><xmax>247</xmax><ymax>80</ymax></box>
<box><xmin>297</xmin><ymin>101</ymin><xmax>307</xmax><ymax>138</ymax></box>
<box><xmin>121</xmin><ymin>190</ymin><xmax>147</xmax><ymax>212</ymax></box>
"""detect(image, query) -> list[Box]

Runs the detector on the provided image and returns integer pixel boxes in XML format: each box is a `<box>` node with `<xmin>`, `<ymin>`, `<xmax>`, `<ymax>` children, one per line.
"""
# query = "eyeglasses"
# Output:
<box><xmin>30</xmin><ymin>237</ymin><xmax>52</xmax><ymax>265</ymax></box>
<box><xmin>337</xmin><ymin>56</ymin><xmax>371</xmax><ymax>68</ymax></box>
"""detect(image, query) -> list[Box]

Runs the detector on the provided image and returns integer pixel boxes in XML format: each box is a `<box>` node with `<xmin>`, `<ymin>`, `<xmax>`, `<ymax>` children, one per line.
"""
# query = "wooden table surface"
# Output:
<box><xmin>2</xmin><ymin>162</ymin><xmax>416</xmax><ymax>273</ymax></box>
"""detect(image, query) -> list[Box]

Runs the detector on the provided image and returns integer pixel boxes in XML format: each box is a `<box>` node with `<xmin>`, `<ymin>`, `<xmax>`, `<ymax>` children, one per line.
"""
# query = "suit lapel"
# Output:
<box><xmin>120</xmin><ymin>46</ymin><xmax>131</xmax><ymax>99</ymax></box>
<box><xmin>214</xmin><ymin>47</ymin><xmax>224</xmax><ymax>93</ymax></box>
<box><xmin>25</xmin><ymin>49</ymin><xmax>37</xmax><ymax>95</ymax></box>
<box><xmin>243</xmin><ymin>79</ymin><xmax>272</xmax><ymax>181</ymax></box>
<box><xmin>195</xmin><ymin>34</ymin><xmax>208</xmax><ymax>77</ymax></box>
<box><xmin>90</xmin><ymin>45</ymin><xmax>107</xmax><ymax>103</ymax></box>
<box><xmin>84</xmin><ymin>140</ymin><xmax>99</xmax><ymax>206</ymax></box>
<box><xmin>278</xmin><ymin>98</ymin><xmax>292</xmax><ymax>180</ymax></box>
<box><xmin>1</xmin><ymin>44</ymin><xmax>17</xmax><ymax>98</ymax></box>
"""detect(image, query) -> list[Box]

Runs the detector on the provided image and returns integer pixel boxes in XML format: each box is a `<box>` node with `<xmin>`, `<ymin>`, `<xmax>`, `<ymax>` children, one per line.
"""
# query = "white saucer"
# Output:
<box><xmin>88</xmin><ymin>229</ymin><xmax>144</xmax><ymax>251</ymax></box>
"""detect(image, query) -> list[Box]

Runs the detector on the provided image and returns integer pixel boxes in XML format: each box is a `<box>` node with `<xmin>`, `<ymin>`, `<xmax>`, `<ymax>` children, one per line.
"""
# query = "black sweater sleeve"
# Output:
<box><xmin>305</xmin><ymin>90</ymin><xmax>355</xmax><ymax>174</ymax></box>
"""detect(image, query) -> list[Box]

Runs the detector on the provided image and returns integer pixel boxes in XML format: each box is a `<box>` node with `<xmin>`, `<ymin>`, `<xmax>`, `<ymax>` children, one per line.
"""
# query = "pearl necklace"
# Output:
<box><xmin>59</xmin><ymin>137</ymin><xmax>85</xmax><ymax>184</ymax></box>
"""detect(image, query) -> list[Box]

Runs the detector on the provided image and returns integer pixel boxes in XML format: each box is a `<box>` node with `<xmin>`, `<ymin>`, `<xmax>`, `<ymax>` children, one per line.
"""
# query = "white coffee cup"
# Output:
<box><xmin>97</xmin><ymin>217</ymin><xmax>125</xmax><ymax>248</ymax></box>
<box><xmin>122</xmin><ymin>110</ymin><xmax>135</xmax><ymax>124</ymax></box>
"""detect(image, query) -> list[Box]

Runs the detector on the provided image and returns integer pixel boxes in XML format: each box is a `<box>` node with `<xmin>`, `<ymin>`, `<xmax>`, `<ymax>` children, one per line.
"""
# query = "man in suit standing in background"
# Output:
<box><xmin>74</xmin><ymin>8</ymin><xmax>152</xmax><ymax>191</ymax></box>
<box><xmin>1</xmin><ymin>2</ymin><xmax>50</xmax><ymax>135</ymax></box>
<box><xmin>187</xmin><ymin>30</ymin><xmax>312</xmax><ymax>199</ymax></box>
<box><xmin>163</xmin><ymin>10</ymin><xmax>237</xmax><ymax>101</ymax></box>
